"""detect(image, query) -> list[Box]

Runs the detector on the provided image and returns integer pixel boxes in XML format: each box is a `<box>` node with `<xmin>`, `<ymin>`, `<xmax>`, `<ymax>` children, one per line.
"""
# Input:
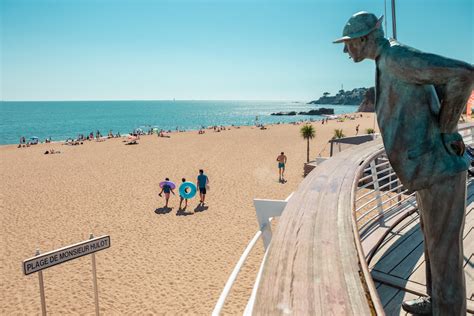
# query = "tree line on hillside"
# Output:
<box><xmin>309</xmin><ymin>87</ymin><xmax>375</xmax><ymax>112</ymax></box>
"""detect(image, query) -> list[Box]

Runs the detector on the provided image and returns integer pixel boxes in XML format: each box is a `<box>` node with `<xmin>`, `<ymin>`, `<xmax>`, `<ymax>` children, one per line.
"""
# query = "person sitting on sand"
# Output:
<box><xmin>179</xmin><ymin>178</ymin><xmax>189</xmax><ymax>210</ymax></box>
<box><xmin>44</xmin><ymin>149</ymin><xmax>60</xmax><ymax>155</ymax></box>
<box><xmin>158</xmin><ymin>178</ymin><xmax>175</xmax><ymax>208</ymax></box>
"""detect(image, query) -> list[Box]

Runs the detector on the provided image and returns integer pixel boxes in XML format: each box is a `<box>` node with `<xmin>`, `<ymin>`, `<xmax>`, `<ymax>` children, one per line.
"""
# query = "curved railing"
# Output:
<box><xmin>215</xmin><ymin>123</ymin><xmax>473</xmax><ymax>315</ymax></box>
<box><xmin>252</xmin><ymin>139</ymin><xmax>386</xmax><ymax>314</ymax></box>
<box><xmin>351</xmin><ymin>122</ymin><xmax>474</xmax><ymax>313</ymax></box>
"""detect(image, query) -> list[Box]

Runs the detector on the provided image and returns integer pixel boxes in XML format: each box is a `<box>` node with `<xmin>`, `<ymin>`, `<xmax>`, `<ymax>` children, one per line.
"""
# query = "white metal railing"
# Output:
<box><xmin>212</xmin><ymin>193</ymin><xmax>293</xmax><ymax>315</ymax></box>
<box><xmin>348</xmin><ymin>123</ymin><xmax>474</xmax><ymax>315</ymax></box>
<box><xmin>354</xmin><ymin>124</ymin><xmax>474</xmax><ymax>243</ymax></box>
<box><xmin>243</xmin><ymin>246</ymin><xmax>270</xmax><ymax>315</ymax></box>
<box><xmin>212</xmin><ymin>231</ymin><xmax>263</xmax><ymax>316</ymax></box>
<box><xmin>213</xmin><ymin>123</ymin><xmax>474</xmax><ymax>315</ymax></box>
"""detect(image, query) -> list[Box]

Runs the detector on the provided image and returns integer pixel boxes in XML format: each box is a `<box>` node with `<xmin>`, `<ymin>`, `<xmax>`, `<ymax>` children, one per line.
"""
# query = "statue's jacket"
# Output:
<box><xmin>375</xmin><ymin>39</ymin><xmax>471</xmax><ymax>191</ymax></box>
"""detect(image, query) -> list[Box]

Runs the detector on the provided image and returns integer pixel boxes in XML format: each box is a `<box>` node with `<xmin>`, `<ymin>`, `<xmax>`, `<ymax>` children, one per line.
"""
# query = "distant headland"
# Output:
<box><xmin>271</xmin><ymin>107</ymin><xmax>335</xmax><ymax>116</ymax></box>
<box><xmin>308</xmin><ymin>87</ymin><xmax>375</xmax><ymax>112</ymax></box>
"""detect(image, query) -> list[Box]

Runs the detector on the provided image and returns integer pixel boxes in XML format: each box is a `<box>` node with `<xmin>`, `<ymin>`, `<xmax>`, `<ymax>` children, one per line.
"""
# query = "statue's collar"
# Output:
<box><xmin>375</xmin><ymin>38</ymin><xmax>391</xmax><ymax>60</ymax></box>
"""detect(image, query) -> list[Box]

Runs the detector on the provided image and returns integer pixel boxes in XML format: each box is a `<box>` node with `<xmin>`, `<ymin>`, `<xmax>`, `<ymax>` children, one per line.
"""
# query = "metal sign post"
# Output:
<box><xmin>90</xmin><ymin>234</ymin><xmax>100</xmax><ymax>316</ymax></box>
<box><xmin>23</xmin><ymin>235</ymin><xmax>110</xmax><ymax>315</ymax></box>
<box><xmin>36</xmin><ymin>249</ymin><xmax>47</xmax><ymax>316</ymax></box>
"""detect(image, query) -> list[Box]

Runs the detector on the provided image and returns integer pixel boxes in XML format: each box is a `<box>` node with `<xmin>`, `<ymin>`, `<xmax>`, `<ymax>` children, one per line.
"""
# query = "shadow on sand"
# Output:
<box><xmin>176</xmin><ymin>208</ymin><xmax>194</xmax><ymax>216</ymax></box>
<box><xmin>194</xmin><ymin>204</ymin><xmax>209</xmax><ymax>213</ymax></box>
<box><xmin>155</xmin><ymin>207</ymin><xmax>173</xmax><ymax>214</ymax></box>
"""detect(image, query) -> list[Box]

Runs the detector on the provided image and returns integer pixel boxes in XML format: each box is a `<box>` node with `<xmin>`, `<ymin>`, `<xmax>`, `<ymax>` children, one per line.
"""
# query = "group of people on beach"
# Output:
<box><xmin>17</xmin><ymin>136</ymin><xmax>41</xmax><ymax>147</ymax></box>
<box><xmin>158</xmin><ymin>169</ymin><xmax>210</xmax><ymax>210</ymax></box>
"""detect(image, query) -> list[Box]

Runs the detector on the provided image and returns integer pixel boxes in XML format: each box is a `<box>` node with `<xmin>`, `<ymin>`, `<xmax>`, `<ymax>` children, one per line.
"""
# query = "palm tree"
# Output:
<box><xmin>333</xmin><ymin>128</ymin><xmax>345</xmax><ymax>139</ymax></box>
<box><xmin>300</xmin><ymin>124</ymin><xmax>316</xmax><ymax>162</ymax></box>
<box><xmin>333</xmin><ymin>129</ymin><xmax>345</xmax><ymax>152</ymax></box>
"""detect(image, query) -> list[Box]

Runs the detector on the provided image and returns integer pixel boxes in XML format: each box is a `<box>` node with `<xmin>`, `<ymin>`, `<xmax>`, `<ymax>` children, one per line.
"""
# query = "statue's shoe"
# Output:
<box><xmin>401</xmin><ymin>296</ymin><xmax>432</xmax><ymax>315</ymax></box>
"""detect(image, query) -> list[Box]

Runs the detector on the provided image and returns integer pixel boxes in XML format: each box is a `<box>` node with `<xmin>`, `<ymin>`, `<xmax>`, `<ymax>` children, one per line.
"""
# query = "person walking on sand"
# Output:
<box><xmin>197</xmin><ymin>169</ymin><xmax>209</xmax><ymax>205</ymax></box>
<box><xmin>158</xmin><ymin>178</ymin><xmax>175</xmax><ymax>208</ymax></box>
<box><xmin>179</xmin><ymin>178</ymin><xmax>189</xmax><ymax>210</ymax></box>
<box><xmin>356</xmin><ymin>124</ymin><xmax>360</xmax><ymax>135</ymax></box>
<box><xmin>276</xmin><ymin>152</ymin><xmax>287</xmax><ymax>183</ymax></box>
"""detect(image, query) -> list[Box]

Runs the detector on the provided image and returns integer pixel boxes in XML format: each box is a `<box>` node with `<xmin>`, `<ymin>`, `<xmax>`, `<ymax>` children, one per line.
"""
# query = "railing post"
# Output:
<box><xmin>256</xmin><ymin>216</ymin><xmax>272</xmax><ymax>250</ymax></box>
<box><xmin>370</xmin><ymin>159</ymin><xmax>384</xmax><ymax>224</ymax></box>
<box><xmin>254</xmin><ymin>194</ymin><xmax>292</xmax><ymax>250</ymax></box>
<box><xmin>36</xmin><ymin>249</ymin><xmax>47</xmax><ymax>316</ymax></box>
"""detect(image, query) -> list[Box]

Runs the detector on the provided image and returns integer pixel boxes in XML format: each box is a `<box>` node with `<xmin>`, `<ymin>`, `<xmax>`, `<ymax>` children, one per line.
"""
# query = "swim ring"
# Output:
<box><xmin>159</xmin><ymin>181</ymin><xmax>176</xmax><ymax>189</ymax></box>
<box><xmin>179</xmin><ymin>182</ymin><xmax>197</xmax><ymax>199</ymax></box>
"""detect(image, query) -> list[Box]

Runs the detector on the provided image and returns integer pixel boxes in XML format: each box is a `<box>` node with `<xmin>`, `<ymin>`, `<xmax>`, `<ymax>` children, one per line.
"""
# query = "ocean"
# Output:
<box><xmin>0</xmin><ymin>100</ymin><xmax>358</xmax><ymax>145</ymax></box>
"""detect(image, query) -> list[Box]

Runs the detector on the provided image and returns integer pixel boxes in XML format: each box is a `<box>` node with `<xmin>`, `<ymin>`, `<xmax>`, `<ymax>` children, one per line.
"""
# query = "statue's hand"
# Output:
<box><xmin>441</xmin><ymin>132</ymin><xmax>465</xmax><ymax>156</ymax></box>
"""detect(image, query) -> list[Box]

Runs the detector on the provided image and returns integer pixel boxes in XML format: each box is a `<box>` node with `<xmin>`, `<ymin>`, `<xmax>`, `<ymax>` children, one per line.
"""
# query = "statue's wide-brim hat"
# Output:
<box><xmin>333</xmin><ymin>12</ymin><xmax>383</xmax><ymax>43</ymax></box>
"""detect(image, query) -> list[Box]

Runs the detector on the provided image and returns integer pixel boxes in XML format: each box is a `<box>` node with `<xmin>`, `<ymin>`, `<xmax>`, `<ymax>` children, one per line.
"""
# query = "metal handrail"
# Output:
<box><xmin>356</xmin><ymin>177</ymin><xmax>401</xmax><ymax>201</ymax></box>
<box><xmin>356</xmin><ymin>183</ymin><xmax>405</xmax><ymax>212</ymax></box>
<box><xmin>356</xmin><ymin>189</ymin><xmax>410</xmax><ymax>221</ymax></box>
<box><xmin>354</xmin><ymin>123</ymin><xmax>474</xmax><ymax>234</ymax></box>
<box><xmin>213</xmin><ymin>193</ymin><xmax>290</xmax><ymax>315</ymax></box>
<box><xmin>358</xmin><ymin>193</ymin><xmax>416</xmax><ymax>233</ymax></box>
<box><xmin>212</xmin><ymin>231</ymin><xmax>263</xmax><ymax>316</ymax></box>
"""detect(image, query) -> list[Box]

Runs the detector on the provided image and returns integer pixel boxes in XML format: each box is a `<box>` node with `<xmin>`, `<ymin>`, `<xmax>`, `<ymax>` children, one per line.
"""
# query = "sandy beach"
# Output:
<box><xmin>0</xmin><ymin>114</ymin><xmax>378</xmax><ymax>315</ymax></box>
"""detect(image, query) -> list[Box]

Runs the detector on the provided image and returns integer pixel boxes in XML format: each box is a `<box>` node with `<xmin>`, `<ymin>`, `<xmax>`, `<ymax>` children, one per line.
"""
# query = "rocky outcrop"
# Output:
<box><xmin>309</xmin><ymin>88</ymin><xmax>368</xmax><ymax>106</ymax></box>
<box><xmin>271</xmin><ymin>111</ymin><xmax>297</xmax><ymax>116</ymax></box>
<box><xmin>299</xmin><ymin>108</ymin><xmax>334</xmax><ymax>115</ymax></box>
<box><xmin>271</xmin><ymin>108</ymin><xmax>334</xmax><ymax>116</ymax></box>
<box><xmin>357</xmin><ymin>87</ymin><xmax>375</xmax><ymax>112</ymax></box>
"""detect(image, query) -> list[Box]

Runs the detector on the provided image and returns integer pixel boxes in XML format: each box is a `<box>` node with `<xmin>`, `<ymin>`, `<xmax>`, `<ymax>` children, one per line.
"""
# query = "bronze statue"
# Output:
<box><xmin>334</xmin><ymin>11</ymin><xmax>474</xmax><ymax>316</ymax></box>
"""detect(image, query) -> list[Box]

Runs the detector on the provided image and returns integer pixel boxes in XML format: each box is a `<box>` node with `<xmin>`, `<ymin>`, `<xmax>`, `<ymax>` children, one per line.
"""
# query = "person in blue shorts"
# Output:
<box><xmin>197</xmin><ymin>169</ymin><xmax>209</xmax><ymax>205</ymax></box>
<box><xmin>276</xmin><ymin>152</ymin><xmax>287</xmax><ymax>183</ymax></box>
<box><xmin>158</xmin><ymin>177</ymin><xmax>175</xmax><ymax>208</ymax></box>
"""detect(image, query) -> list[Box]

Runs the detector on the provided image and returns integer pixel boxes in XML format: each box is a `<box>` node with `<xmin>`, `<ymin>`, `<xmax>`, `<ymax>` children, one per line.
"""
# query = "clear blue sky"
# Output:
<box><xmin>1</xmin><ymin>0</ymin><xmax>472</xmax><ymax>101</ymax></box>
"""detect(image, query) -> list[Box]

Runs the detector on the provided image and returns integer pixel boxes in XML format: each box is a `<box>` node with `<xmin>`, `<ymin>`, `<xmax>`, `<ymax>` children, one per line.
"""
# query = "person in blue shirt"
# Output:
<box><xmin>196</xmin><ymin>169</ymin><xmax>209</xmax><ymax>205</ymax></box>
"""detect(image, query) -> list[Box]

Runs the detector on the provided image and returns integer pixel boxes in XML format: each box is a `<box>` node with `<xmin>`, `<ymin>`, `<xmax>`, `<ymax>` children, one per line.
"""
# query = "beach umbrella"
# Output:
<box><xmin>159</xmin><ymin>181</ymin><xmax>176</xmax><ymax>189</ymax></box>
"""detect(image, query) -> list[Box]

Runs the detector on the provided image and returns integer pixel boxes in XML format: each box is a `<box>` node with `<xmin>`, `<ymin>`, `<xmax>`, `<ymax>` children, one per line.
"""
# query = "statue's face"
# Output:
<box><xmin>343</xmin><ymin>38</ymin><xmax>366</xmax><ymax>63</ymax></box>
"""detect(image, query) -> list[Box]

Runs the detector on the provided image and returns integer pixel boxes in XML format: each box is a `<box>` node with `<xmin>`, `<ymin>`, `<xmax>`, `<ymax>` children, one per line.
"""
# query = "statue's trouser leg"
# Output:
<box><xmin>416</xmin><ymin>171</ymin><xmax>467</xmax><ymax>316</ymax></box>
<box><xmin>418</xmin><ymin>213</ymin><xmax>432</xmax><ymax>297</ymax></box>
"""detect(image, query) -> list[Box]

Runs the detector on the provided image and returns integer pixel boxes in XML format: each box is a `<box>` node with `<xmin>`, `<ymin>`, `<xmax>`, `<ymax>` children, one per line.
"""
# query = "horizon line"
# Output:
<box><xmin>1</xmin><ymin>98</ymin><xmax>312</xmax><ymax>102</ymax></box>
